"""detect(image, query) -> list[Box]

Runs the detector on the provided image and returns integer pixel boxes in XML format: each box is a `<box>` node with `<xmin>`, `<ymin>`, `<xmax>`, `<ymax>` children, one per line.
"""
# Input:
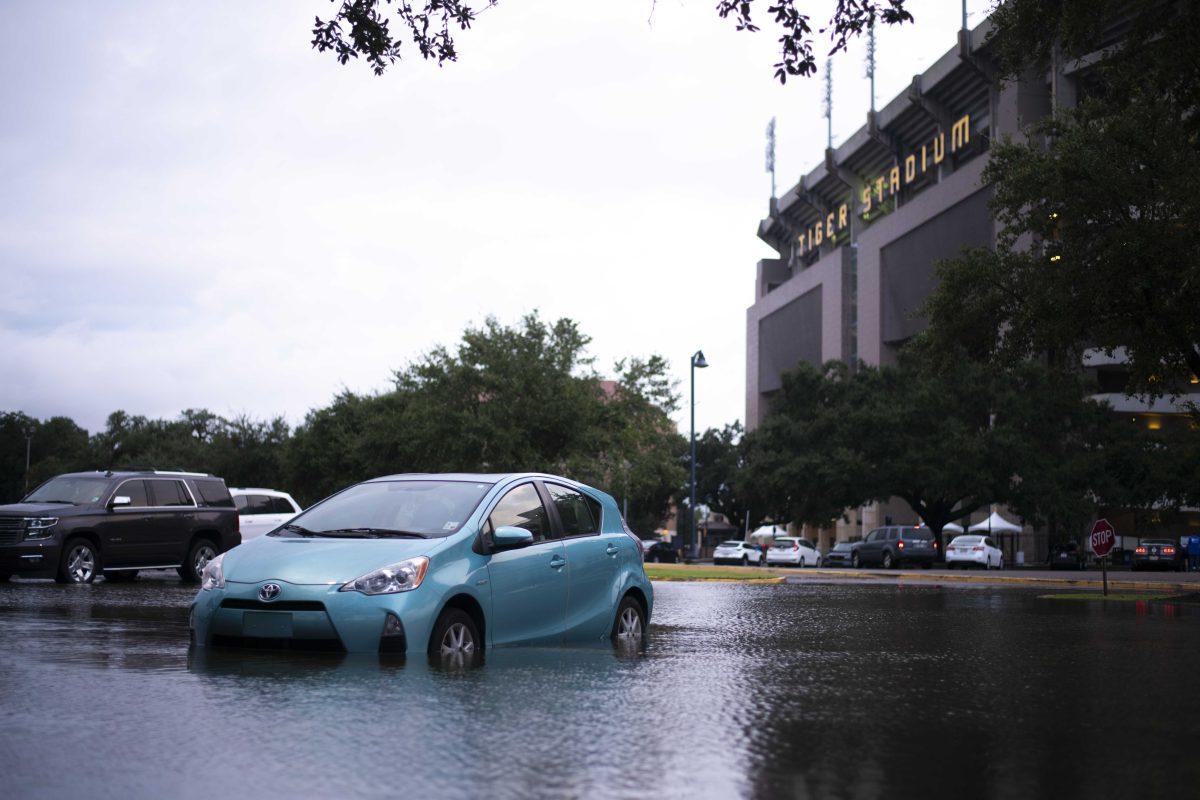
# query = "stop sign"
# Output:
<box><xmin>1090</xmin><ymin>519</ymin><xmax>1116</xmax><ymax>558</ymax></box>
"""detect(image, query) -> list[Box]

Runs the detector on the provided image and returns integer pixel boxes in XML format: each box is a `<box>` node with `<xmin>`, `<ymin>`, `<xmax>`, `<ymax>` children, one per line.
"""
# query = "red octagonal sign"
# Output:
<box><xmin>1090</xmin><ymin>519</ymin><xmax>1116</xmax><ymax>558</ymax></box>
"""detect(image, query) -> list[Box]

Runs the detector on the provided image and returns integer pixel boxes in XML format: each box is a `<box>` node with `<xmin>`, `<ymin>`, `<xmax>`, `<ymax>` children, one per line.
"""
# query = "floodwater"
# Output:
<box><xmin>1</xmin><ymin>576</ymin><xmax>1197</xmax><ymax>800</ymax></box>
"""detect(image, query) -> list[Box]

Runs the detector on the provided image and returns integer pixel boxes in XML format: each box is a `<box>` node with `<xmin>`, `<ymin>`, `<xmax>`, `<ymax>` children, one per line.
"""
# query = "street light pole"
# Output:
<box><xmin>689</xmin><ymin>350</ymin><xmax>708</xmax><ymax>560</ymax></box>
<box><xmin>23</xmin><ymin>431</ymin><xmax>33</xmax><ymax>496</ymax></box>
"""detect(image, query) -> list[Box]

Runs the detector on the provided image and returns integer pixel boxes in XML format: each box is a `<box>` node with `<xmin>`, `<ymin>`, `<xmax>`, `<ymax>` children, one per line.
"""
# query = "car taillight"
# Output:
<box><xmin>897</xmin><ymin>540</ymin><xmax>905</xmax><ymax>549</ymax></box>
<box><xmin>793</xmin><ymin>542</ymin><xmax>799</xmax><ymax>551</ymax></box>
<box><xmin>1164</xmin><ymin>547</ymin><xmax>1176</xmax><ymax>555</ymax></box>
<box><xmin>933</xmin><ymin>541</ymin><xmax>938</xmax><ymax>549</ymax></box>
<box><xmin>1135</xmin><ymin>546</ymin><xmax>1147</xmax><ymax>554</ymax></box>
<box><xmin>971</xmin><ymin>546</ymin><xmax>984</xmax><ymax>552</ymax></box>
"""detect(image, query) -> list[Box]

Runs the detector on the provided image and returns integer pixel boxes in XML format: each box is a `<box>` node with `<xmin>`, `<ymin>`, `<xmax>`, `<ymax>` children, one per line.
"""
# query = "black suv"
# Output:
<box><xmin>854</xmin><ymin>525</ymin><xmax>937</xmax><ymax>568</ymax></box>
<box><xmin>0</xmin><ymin>470</ymin><xmax>241</xmax><ymax>584</ymax></box>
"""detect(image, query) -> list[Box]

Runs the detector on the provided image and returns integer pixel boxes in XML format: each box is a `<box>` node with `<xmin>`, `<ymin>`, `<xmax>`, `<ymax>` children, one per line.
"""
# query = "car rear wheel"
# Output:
<box><xmin>179</xmin><ymin>539</ymin><xmax>218</xmax><ymax>584</ymax></box>
<box><xmin>611</xmin><ymin>595</ymin><xmax>645</xmax><ymax>642</ymax></box>
<box><xmin>741</xmin><ymin>555</ymin><xmax>748</xmax><ymax>566</ymax></box>
<box><xmin>56</xmin><ymin>538</ymin><xmax>99</xmax><ymax>584</ymax></box>
<box><xmin>881</xmin><ymin>551</ymin><xmax>894</xmax><ymax>570</ymax></box>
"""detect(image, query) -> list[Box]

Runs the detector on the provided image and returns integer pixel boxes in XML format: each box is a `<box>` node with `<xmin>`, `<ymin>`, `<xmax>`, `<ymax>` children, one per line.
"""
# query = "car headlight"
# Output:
<box><xmin>201</xmin><ymin>552</ymin><xmax>226</xmax><ymax>590</ymax></box>
<box><xmin>339</xmin><ymin>557</ymin><xmax>429</xmax><ymax>595</ymax></box>
<box><xmin>23</xmin><ymin>517</ymin><xmax>58</xmax><ymax>540</ymax></box>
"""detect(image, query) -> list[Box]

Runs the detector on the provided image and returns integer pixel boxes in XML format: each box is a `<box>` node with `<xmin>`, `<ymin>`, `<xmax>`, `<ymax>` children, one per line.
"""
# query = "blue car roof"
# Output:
<box><xmin>364</xmin><ymin>472</ymin><xmax>588</xmax><ymax>487</ymax></box>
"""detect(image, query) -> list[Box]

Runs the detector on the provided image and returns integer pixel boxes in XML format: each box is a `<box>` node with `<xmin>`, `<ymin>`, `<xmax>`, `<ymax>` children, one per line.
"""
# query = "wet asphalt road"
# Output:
<box><xmin>0</xmin><ymin>574</ymin><xmax>1197</xmax><ymax>799</ymax></box>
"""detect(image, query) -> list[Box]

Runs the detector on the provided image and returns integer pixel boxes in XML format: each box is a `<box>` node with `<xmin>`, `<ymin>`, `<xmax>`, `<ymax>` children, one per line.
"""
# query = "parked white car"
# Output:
<box><xmin>765</xmin><ymin>536</ymin><xmax>821</xmax><ymax>568</ymax></box>
<box><xmin>712</xmin><ymin>540</ymin><xmax>763</xmax><ymax>566</ymax></box>
<box><xmin>230</xmin><ymin>488</ymin><xmax>302</xmax><ymax>541</ymax></box>
<box><xmin>944</xmin><ymin>535</ymin><xmax>1004</xmax><ymax>569</ymax></box>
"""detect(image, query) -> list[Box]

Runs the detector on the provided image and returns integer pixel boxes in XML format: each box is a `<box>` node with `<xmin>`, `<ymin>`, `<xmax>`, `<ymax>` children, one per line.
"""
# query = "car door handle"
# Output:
<box><xmin>606</xmin><ymin>545</ymin><xmax>620</xmax><ymax>556</ymax></box>
<box><xmin>549</xmin><ymin>555</ymin><xmax>567</xmax><ymax>569</ymax></box>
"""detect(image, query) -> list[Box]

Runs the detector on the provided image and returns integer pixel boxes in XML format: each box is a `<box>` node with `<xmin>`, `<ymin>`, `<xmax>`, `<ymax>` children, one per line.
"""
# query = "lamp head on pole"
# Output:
<box><xmin>692</xmin><ymin>350</ymin><xmax>708</xmax><ymax>369</ymax></box>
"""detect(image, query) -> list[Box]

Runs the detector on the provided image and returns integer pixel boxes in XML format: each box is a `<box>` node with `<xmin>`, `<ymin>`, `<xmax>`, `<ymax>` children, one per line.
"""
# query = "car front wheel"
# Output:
<box><xmin>179</xmin><ymin>539</ymin><xmax>218</xmax><ymax>583</ymax></box>
<box><xmin>851</xmin><ymin>552</ymin><xmax>860</xmax><ymax>569</ymax></box>
<box><xmin>56</xmin><ymin>538</ymin><xmax>100</xmax><ymax>584</ymax></box>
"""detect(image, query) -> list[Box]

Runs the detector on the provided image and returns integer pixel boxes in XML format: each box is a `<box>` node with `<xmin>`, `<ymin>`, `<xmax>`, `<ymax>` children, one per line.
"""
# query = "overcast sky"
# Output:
<box><xmin>0</xmin><ymin>0</ymin><xmax>981</xmax><ymax>435</ymax></box>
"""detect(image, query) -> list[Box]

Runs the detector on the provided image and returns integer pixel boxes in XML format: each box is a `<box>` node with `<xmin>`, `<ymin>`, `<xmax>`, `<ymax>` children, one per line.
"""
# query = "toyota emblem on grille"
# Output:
<box><xmin>259</xmin><ymin>583</ymin><xmax>282</xmax><ymax>602</ymax></box>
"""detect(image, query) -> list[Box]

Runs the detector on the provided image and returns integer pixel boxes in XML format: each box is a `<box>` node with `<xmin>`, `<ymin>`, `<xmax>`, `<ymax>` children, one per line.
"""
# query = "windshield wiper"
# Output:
<box><xmin>315</xmin><ymin>528</ymin><xmax>428</xmax><ymax>539</ymax></box>
<box><xmin>277</xmin><ymin>523</ymin><xmax>317</xmax><ymax>537</ymax></box>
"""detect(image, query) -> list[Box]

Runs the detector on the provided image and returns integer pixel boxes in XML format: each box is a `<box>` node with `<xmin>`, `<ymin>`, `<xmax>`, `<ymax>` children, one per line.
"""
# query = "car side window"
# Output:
<box><xmin>985</xmin><ymin>538</ymin><xmax>996</xmax><ymax>548</ymax></box>
<box><xmin>887</xmin><ymin>529</ymin><xmax>899</xmax><ymax>541</ymax></box>
<box><xmin>116</xmin><ymin>480</ymin><xmax>149</xmax><ymax>507</ymax></box>
<box><xmin>866</xmin><ymin>529</ymin><xmax>881</xmax><ymax>543</ymax></box>
<box><xmin>151</xmin><ymin>480</ymin><xmax>193</xmax><ymax>507</ymax></box>
<box><xmin>545</xmin><ymin>484</ymin><xmax>598</xmax><ymax>537</ymax></box>
<box><xmin>233</xmin><ymin>495</ymin><xmax>249</xmax><ymax>511</ymax></box>
<box><xmin>488</xmin><ymin>484</ymin><xmax>551</xmax><ymax>542</ymax></box>
<box><xmin>271</xmin><ymin>496</ymin><xmax>296</xmax><ymax>514</ymax></box>
<box><xmin>246</xmin><ymin>495</ymin><xmax>274</xmax><ymax>515</ymax></box>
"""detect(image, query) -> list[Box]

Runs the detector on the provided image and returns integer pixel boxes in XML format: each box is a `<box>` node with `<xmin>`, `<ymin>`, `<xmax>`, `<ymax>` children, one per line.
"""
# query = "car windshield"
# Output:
<box><xmin>276</xmin><ymin>480</ymin><xmax>493</xmax><ymax>539</ymax></box>
<box><xmin>832</xmin><ymin>543</ymin><xmax>852</xmax><ymax>551</ymax></box>
<box><xmin>950</xmin><ymin>536</ymin><xmax>982</xmax><ymax>546</ymax></box>
<box><xmin>24</xmin><ymin>476</ymin><xmax>111</xmax><ymax>505</ymax></box>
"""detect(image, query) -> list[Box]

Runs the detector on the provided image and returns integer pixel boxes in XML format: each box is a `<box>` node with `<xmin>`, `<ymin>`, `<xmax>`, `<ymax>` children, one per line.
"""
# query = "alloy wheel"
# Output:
<box><xmin>440</xmin><ymin>622</ymin><xmax>475</xmax><ymax>655</ymax></box>
<box><xmin>66</xmin><ymin>544</ymin><xmax>95</xmax><ymax>583</ymax></box>
<box><xmin>194</xmin><ymin>544</ymin><xmax>217</xmax><ymax>575</ymax></box>
<box><xmin>617</xmin><ymin>606</ymin><xmax>643</xmax><ymax>638</ymax></box>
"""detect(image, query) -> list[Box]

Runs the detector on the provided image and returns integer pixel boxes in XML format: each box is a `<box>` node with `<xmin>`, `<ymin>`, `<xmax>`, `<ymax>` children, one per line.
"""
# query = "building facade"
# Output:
<box><xmin>745</xmin><ymin>17</ymin><xmax>1200</xmax><ymax>556</ymax></box>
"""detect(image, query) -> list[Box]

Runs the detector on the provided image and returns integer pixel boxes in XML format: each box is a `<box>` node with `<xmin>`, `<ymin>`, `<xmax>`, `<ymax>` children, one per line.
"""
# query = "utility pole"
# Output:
<box><xmin>689</xmin><ymin>350</ymin><xmax>709</xmax><ymax>560</ymax></box>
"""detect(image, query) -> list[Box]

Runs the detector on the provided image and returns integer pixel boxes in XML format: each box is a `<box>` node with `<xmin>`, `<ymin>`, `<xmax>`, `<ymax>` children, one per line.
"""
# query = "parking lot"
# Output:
<box><xmin>1</xmin><ymin>574</ymin><xmax>1197</xmax><ymax>799</ymax></box>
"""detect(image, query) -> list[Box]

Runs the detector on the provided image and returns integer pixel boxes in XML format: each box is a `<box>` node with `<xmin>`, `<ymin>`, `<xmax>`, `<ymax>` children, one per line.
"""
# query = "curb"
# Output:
<box><xmin>797</xmin><ymin>567</ymin><xmax>1199</xmax><ymax>593</ymax></box>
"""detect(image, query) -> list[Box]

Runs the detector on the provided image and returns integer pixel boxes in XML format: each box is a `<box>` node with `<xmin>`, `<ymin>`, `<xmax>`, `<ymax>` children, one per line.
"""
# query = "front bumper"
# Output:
<box><xmin>824</xmin><ymin>555</ymin><xmax>852</xmax><ymax>567</ymax></box>
<box><xmin>0</xmin><ymin>539</ymin><xmax>62</xmax><ymax>577</ymax></box>
<box><xmin>190</xmin><ymin>579</ymin><xmax>442</xmax><ymax>655</ymax></box>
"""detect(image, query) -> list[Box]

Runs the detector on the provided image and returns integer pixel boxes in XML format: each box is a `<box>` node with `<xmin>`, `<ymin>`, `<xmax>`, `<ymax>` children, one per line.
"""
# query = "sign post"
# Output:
<box><xmin>1090</xmin><ymin>519</ymin><xmax>1116</xmax><ymax>596</ymax></box>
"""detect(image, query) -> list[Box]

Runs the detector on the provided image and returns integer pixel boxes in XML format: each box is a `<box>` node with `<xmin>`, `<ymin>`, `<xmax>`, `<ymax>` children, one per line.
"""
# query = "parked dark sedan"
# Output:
<box><xmin>823</xmin><ymin>541</ymin><xmax>859</xmax><ymax>568</ymax></box>
<box><xmin>641</xmin><ymin>540</ymin><xmax>678</xmax><ymax>564</ymax></box>
<box><xmin>1049</xmin><ymin>540</ymin><xmax>1087</xmax><ymax>571</ymax></box>
<box><xmin>1130</xmin><ymin>539</ymin><xmax>1185</xmax><ymax>571</ymax></box>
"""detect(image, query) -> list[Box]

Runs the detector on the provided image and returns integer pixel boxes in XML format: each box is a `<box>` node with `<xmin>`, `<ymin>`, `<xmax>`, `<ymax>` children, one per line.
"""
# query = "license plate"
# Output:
<box><xmin>243</xmin><ymin>611</ymin><xmax>293</xmax><ymax>638</ymax></box>
<box><xmin>1149</xmin><ymin>556</ymin><xmax>1159</xmax><ymax>561</ymax></box>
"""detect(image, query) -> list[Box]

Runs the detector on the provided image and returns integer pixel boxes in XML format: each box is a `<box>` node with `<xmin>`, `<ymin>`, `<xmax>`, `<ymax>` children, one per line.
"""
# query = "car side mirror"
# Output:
<box><xmin>109</xmin><ymin>495</ymin><xmax>132</xmax><ymax>509</ymax></box>
<box><xmin>492</xmin><ymin>525</ymin><xmax>534</xmax><ymax>551</ymax></box>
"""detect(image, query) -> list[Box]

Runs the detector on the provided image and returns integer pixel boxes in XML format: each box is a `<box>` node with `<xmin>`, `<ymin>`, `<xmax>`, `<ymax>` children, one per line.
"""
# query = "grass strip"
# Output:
<box><xmin>1037</xmin><ymin>592</ymin><xmax>1181</xmax><ymax>602</ymax></box>
<box><xmin>644</xmin><ymin>564</ymin><xmax>786</xmax><ymax>582</ymax></box>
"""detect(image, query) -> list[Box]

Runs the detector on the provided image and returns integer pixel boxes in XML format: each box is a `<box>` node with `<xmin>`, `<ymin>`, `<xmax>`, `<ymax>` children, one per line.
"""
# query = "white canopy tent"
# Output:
<box><xmin>941</xmin><ymin>522</ymin><xmax>964</xmax><ymax>534</ymax></box>
<box><xmin>748</xmin><ymin>524</ymin><xmax>787</xmax><ymax>544</ymax></box>
<box><xmin>968</xmin><ymin>512</ymin><xmax>1022</xmax><ymax>534</ymax></box>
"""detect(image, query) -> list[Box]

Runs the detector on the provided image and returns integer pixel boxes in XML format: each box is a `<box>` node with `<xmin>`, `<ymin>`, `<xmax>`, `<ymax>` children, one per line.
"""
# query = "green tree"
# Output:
<box><xmin>924</xmin><ymin>1</ymin><xmax>1200</xmax><ymax>396</ymax></box>
<box><xmin>310</xmin><ymin>0</ymin><xmax>913</xmax><ymax>83</ymax></box>
<box><xmin>285</xmin><ymin>313</ymin><xmax>685</xmax><ymax>522</ymax></box>
<box><xmin>740</xmin><ymin>350</ymin><xmax>1164</xmax><ymax>554</ymax></box>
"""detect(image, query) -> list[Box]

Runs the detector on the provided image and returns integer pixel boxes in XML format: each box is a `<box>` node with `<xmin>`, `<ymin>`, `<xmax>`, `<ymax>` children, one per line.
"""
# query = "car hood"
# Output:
<box><xmin>0</xmin><ymin>502</ymin><xmax>91</xmax><ymax>516</ymax></box>
<box><xmin>223</xmin><ymin>535</ymin><xmax>445</xmax><ymax>585</ymax></box>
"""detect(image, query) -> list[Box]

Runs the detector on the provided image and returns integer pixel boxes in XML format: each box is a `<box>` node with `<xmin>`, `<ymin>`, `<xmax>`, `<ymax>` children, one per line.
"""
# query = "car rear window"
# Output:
<box><xmin>771</xmin><ymin>540</ymin><xmax>796</xmax><ymax>549</ymax></box>
<box><xmin>719</xmin><ymin>541</ymin><xmax>742</xmax><ymax>547</ymax></box>
<box><xmin>194</xmin><ymin>479</ymin><xmax>235</xmax><ymax>508</ymax></box>
<box><xmin>951</xmin><ymin>536</ymin><xmax>982</xmax><ymax>546</ymax></box>
<box><xmin>906</xmin><ymin>528</ymin><xmax>933</xmax><ymax>540</ymax></box>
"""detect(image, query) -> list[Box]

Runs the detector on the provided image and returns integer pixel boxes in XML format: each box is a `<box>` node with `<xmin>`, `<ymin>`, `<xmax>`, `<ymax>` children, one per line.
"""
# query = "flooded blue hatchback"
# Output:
<box><xmin>189</xmin><ymin>473</ymin><xmax>652</xmax><ymax>656</ymax></box>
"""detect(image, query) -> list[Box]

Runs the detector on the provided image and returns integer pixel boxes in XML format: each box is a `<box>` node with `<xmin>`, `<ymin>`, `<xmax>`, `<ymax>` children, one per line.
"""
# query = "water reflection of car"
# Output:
<box><xmin>945</xmin><ymin>535</ymin><xmax>1003</xmax><ymax>569</ymax></box>
<box><xmin>765</xmin><ymin>537</ymin><xmax>821</xmax><ymax>568</ymax></box>
<box><xmin>641</xmin><ymin>540</ymin><xmax>677</xmax><ymax>563</ymax></box>
<box><xmin>190</xmin><ymin>473</ymin><xmax>652</xmax><ymax>656</ymax></box>
<box><xmin>712</xmin><ymin>540</ymin><xmax>762</xmax><ymax>566</ymax></box>
<box><xmin>1048</xmin><ymin>541</ymin><xmax>1087</xmax><ymax>571</ymax></box>
<box><xmin>1130</xmin><ymin>539</ymin><xmax>1185</xmax><ymax>572</ymax></box>
<box><xmin>823</xmin><ymin>541</ymin><xmax>859</xmax><ymax>568</ymax></box>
